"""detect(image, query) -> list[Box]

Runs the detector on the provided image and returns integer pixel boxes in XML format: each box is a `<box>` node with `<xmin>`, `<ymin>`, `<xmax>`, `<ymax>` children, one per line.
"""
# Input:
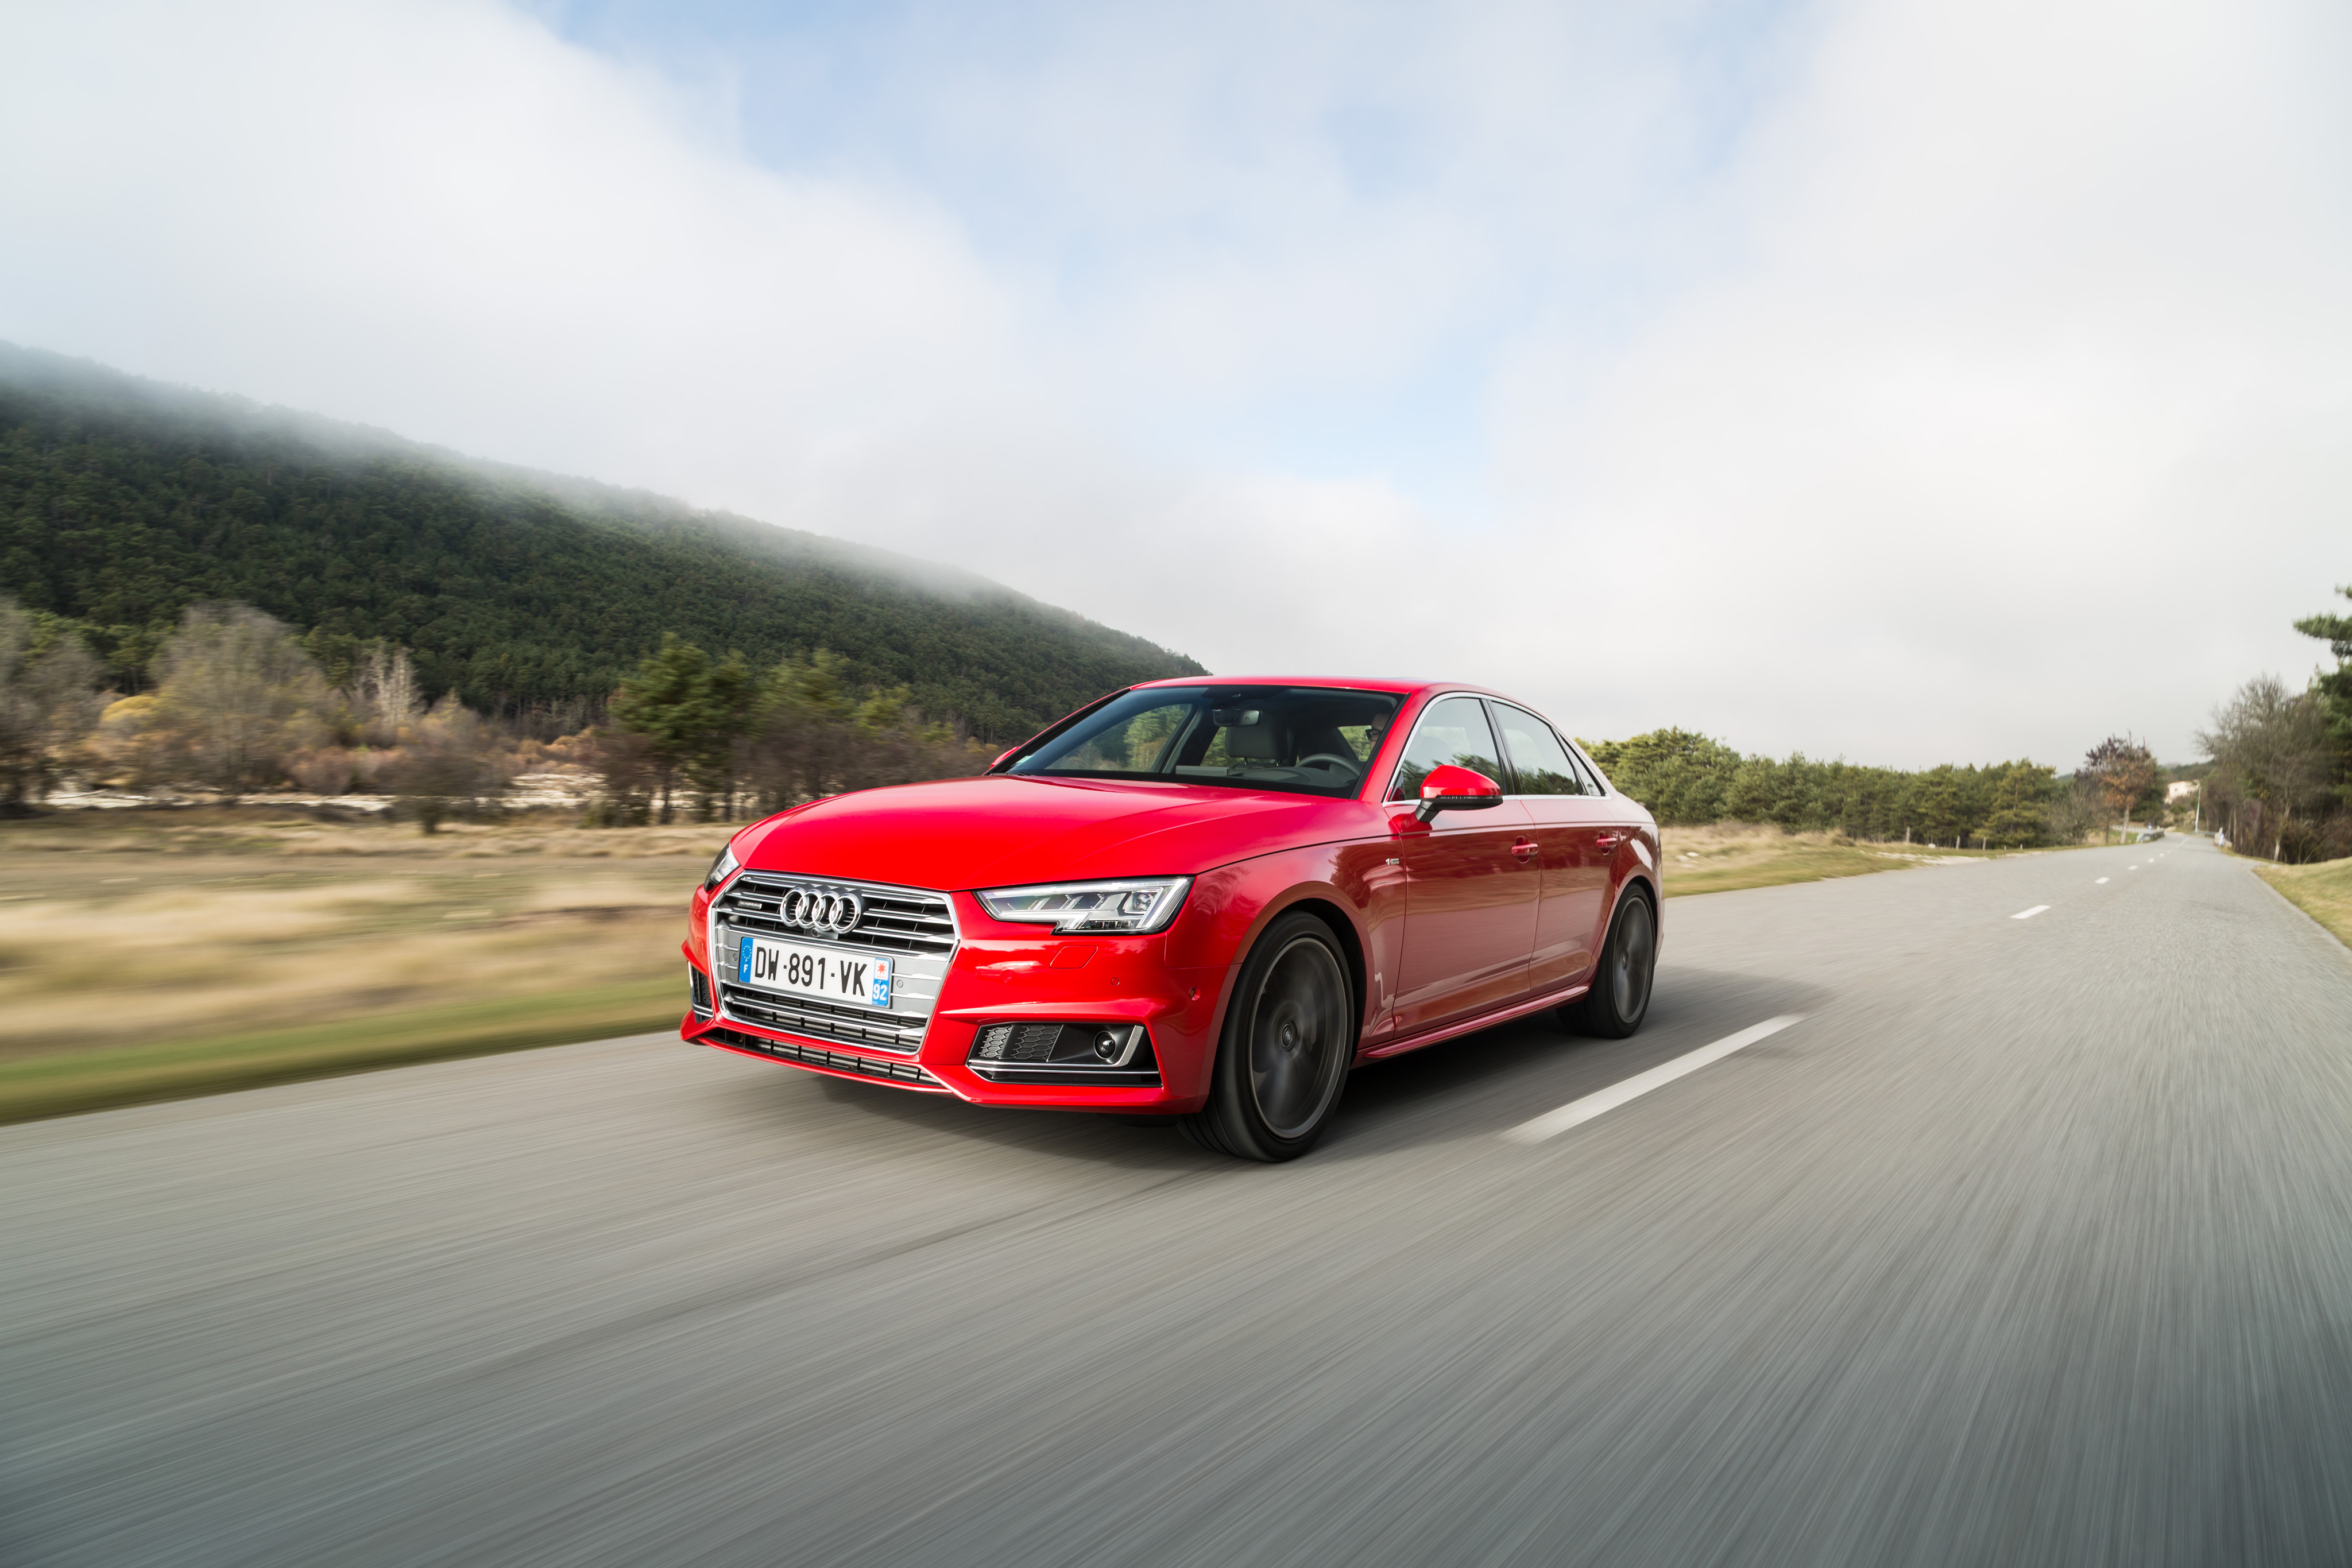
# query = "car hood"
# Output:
<box><xmin>735</xmin><ymin>775</ymin><xmax>1374</xmax><ymax>891</ymax></box>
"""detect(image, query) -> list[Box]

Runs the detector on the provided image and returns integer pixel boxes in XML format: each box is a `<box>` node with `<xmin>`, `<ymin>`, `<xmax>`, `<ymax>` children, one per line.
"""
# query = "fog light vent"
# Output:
<box><xmin>974</xmin><ymin>1023</ymin><xmax>1066</xmax><ymax>1062</ymax></box>
<box><xmin>689</xmin><ymin>966</ymin><xmax>713</xmax><ymax>1018</ymax></box>
<box><xmin>967</xmin><ymin>1022</ymin><xmax>1160</xmax><ymax>1085</ymax></box>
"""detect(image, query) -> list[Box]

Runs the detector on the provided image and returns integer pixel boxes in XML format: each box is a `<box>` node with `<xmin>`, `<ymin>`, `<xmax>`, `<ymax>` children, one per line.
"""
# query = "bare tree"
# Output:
<box><xmin>2042</xmin><ymin>775</ymin><xmax>2106</xmax><ymax>846</ymax></box>
<box><xmin>583</xmin><ymin>726</ymin><xmax>659</xmax><ymax>826</ymax></box>
<box><xmin>142</xmin><ymin>604</ymin><xmax>333</xmax><ymax>796</ymax></box>
<box><xmin>347</xmin><ymin>642</ymin><xmax>423</xmax><ymax>747</ymax></box>
<box><xmin>0</xmin><ymin>597</ymin><xmax>106</xmax><ymax>814</ymax></box>
<box><xmin>377</xmin><ymin>696</ymin><xmax>516</xmax><ymax>833</ymax></box>
<box><xmin>2197</xmin><ymin>674</ymin><xmax>2336</xmax><ymax>861</ymax></box>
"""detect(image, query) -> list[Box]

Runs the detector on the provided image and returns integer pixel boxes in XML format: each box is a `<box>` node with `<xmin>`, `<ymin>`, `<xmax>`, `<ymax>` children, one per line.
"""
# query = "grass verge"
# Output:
<box><xmin>1660</xmin><ymin>824</ymin><xmax>2040</xmax><ymax>897</ymax></box>
<box><xmin>0</xmin><ymin>808</ymin><xmax>2088</xmax><ymax>1124</ymax></box>
<box><xmin>2254</xmin><ymin>856</ymin><xmax>2352</xmax><ymax>953</ymax></box>
<box><xmin>0</xmin><ymin>978</ymin><xmax>682</xmax><ymax>1126</ymax></box>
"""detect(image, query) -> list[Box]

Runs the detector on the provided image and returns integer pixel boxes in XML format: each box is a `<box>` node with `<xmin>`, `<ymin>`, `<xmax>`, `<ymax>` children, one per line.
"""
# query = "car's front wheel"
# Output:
<box><xmin>1181</xmin><ymin>912</ymin><xmax>1355</xmax><ymax>1162</ymax></box>
<box><xmin>1565</xmin><ymin>888</ymin><xmax>1656</xmax><ymax>1039</ymax></box>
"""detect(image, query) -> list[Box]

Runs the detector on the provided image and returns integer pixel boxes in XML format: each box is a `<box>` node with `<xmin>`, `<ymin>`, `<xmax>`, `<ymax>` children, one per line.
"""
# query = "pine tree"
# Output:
<box><xmin>2293</xmin><ymin>585</ymin><xmax>2352</xmax><ymax>808</ymax></box>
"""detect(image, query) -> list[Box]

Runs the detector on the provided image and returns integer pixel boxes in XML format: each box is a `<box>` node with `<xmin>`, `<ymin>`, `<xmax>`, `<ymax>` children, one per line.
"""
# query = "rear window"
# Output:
<box><xmin>1491</xmin><ymin>703</ymin><xmax>1592</xmax><ymax>796</ymax></box>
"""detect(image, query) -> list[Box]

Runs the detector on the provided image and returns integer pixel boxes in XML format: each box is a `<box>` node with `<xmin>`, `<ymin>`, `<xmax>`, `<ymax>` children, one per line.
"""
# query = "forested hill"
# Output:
<box><xmin>0</xmin><ymin>343</ymin><xmax>1202</xmax><ymax>739</ymax></box>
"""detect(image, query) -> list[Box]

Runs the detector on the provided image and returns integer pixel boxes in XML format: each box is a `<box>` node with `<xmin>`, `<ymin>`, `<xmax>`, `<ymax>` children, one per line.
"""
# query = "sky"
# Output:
<box><xmin>2</xmin><ymin>0</ymin><xmax>2347</xmax><ymax>766</ymax></box>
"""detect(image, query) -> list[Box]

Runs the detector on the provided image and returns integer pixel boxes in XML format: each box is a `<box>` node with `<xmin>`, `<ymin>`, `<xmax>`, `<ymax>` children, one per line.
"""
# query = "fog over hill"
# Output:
<box><xmin>0</xmin><ymin>344</ymin><xmax>1201</xmax><ymax>738</ymax></box>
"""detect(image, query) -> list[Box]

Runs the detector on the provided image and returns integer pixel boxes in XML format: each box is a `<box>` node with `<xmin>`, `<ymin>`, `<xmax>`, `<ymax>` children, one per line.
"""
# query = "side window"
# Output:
<box><xmin>1386</xmin><ymin>696</ymin><xmax>1504</xmax><ymax>802</ymax></box>
<box><xmin>1492</xmin><ymin>704</ymin><xmax>1587</xmax><ymax>796</ymax></box>
<box><xmin>1568</xmin><ymin>744</ymin><xmax>1609</xmax><ymax>796</ymax></box>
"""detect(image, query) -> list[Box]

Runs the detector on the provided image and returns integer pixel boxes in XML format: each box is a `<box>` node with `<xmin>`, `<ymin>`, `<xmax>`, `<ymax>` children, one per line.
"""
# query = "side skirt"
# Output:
<box><xmin>1354</xmin><ymin>981</ymin><xmax>1592</xmax><ymax>1063</ymax></box>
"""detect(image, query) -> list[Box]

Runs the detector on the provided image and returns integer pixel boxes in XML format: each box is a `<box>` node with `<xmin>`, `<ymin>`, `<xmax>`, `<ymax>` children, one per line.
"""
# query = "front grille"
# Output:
<box><xmin>717</xmin><ymin>984</ymin><xmax>927</xmax><ymax>1052</ymax></box>
<box><xmin>715</xmin><ymin>874</ymin><xmax>955</xmax><ymax>955</ymax></box>
<box><xmin>706</xmin><ymin>1026</ymin><xmax>940</xmax><ymax>1087</ymax></box>
<box><xmin>710</xmin><ymin>872</ymin><xmax>958</xmax><ymax>1055</ymax></box>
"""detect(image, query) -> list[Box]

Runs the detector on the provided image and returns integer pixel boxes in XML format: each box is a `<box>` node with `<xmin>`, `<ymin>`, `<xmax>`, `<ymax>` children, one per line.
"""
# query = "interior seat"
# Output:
<box><xmin>1223</xmin><ymin>722</ymin><xmax>1286</xmax><ymax>764</ymax></box>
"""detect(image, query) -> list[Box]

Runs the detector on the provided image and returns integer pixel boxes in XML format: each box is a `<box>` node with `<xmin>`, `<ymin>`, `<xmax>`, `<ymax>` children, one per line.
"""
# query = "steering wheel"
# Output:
<box><xmin>1296</xmin><ymin>753</ymin><xmax>1363</xmax><ymax>780</ymax></box>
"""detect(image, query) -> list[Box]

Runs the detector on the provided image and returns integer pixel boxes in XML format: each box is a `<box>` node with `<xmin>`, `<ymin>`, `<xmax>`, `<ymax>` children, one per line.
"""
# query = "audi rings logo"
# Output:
<box><xmin>779</xmin><ymin>885</ymin><xmax>864</xmax><ymax>935</ymax></box>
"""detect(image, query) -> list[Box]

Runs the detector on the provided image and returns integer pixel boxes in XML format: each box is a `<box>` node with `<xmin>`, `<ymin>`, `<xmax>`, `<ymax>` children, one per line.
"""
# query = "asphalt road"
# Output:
<box><xmin>7</xmin><ymin>837</ymin><xmax>2352</xmax><ymax>1567</ymax></box>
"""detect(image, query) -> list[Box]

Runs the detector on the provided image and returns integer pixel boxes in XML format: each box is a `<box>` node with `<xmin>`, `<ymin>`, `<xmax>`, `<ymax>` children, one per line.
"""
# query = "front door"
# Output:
<box><xmin>1384</xmin><ymin>695</ymin><xmax>1539</xmax><ymax>1034</ymax></box>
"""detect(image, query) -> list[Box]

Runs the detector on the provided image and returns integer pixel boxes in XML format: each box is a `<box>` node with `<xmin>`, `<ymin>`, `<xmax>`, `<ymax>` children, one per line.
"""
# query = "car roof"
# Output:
<box><xmin>1129</xmin><ymin>675</ymin><xmax>1462</xmax><ymax>697</ymax></box>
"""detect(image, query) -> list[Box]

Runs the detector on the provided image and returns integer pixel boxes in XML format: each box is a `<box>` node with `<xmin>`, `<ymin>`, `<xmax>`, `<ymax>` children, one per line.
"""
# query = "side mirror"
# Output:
<box><xmin>989</xmin><ymin>746</ymin><xmax>1021</xmax><ymax>772</ymax></box>
<box><xmin>1414</xmin><ymin>765</ymin><xmax>1506</xmax><ymax>824</ymax></box>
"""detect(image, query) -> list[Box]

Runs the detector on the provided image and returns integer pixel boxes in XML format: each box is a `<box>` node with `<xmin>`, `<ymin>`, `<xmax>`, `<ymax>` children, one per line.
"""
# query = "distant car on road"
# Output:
<box><xmin>682</xmin><ymin>679</ymin><xmax>1662</xmax><ymax>1159</ymax></box>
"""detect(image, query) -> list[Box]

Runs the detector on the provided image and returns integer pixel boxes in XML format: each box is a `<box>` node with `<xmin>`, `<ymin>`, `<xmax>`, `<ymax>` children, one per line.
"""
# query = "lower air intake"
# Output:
<box><xmin>968</xmin><ymin>1022</ymin><xmax>1162</xmax><ymax>1086</ymax></box>
<box><xmin>706</xmin><ymin>1027</ymin><xmax>941</xmax><ymax>1088</ymax></box>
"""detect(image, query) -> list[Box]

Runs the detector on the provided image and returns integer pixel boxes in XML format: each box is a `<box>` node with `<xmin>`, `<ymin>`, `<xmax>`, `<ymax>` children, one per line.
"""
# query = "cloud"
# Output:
<box><xmin>0</xmin><ymin>0</ymin><xmax>1031</xmax><ymax>498</ymax></box>
<box><xmin>1490</xmin><ymin>0</ymin><xmax>2352</xmax><ymax>762</ymax></box>
<box><xmin>3</xmin><ymin>0</ymin><xmax>2346</xmax><ymax>766</ymax></box>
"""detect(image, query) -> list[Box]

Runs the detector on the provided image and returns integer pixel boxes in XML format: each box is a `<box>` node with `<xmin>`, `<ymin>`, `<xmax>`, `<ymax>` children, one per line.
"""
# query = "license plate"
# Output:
<box><xmin>734</xmin><ymin>935</ymin><xmax>892</xmax><ymax>1009</ymax></box>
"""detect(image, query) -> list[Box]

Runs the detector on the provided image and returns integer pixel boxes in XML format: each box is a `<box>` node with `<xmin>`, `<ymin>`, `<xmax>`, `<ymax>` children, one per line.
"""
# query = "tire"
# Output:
<box><xmin>1565</xmin><ymin>888</ymin><xmax>1656</xmax><ymax>1039</ymax></box>
<box><xmin>1180</xmin><ymin>912</ymin><xmax>1356</xmax><ymax>1162</ymax></box>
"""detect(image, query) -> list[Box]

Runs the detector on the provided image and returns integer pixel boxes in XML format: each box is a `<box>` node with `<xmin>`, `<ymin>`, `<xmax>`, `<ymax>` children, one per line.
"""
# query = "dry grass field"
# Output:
<box><xmin>0</xmin><ymin>808</ymin><xmax>2072</xmax><ymax>1124</ymax></box>
<box><xmin>1658</xmin><ymin>823</ymin><xmax>2022</xmax><ymax>896</ymax></box>
<box><xmin>2255</xmin><ymin>855</ymin><xmax>2352</xmax><ymax>952</ymax></box>
<box><xmin>0</xmin><ymin>809</ymin><xmax>735</xmax><ymax>1122</ymax></box>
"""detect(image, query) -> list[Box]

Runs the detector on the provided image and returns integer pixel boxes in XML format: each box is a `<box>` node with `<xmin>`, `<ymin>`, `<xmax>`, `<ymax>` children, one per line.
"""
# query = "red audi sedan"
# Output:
<box><xmin>682</xmin><ymin>679</ymin><xmax>1661</xmax><ymax>1160</ymax></box>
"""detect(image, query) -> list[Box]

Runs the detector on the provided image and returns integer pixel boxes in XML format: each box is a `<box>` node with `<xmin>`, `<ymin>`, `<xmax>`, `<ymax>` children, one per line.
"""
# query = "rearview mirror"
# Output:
<box><xmin>1414</xmin><ymin>765</ymin><xmax>1505</xmax><ymax>823</ymax></box>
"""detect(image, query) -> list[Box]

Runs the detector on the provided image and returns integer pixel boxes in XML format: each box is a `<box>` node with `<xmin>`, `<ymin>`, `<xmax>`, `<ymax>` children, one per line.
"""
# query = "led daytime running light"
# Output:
<box><xmin>975</xmin><ymin>876</ymin><xmax>1193</xmax><ymax>935</ymax></box>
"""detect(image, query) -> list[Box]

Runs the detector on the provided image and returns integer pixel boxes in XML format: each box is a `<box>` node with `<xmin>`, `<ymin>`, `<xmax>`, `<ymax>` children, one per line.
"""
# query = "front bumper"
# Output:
<box><xmin>682</xmin><ymin>887</ymin><xmax>1225</xmax><ymax>1112</ymax></box>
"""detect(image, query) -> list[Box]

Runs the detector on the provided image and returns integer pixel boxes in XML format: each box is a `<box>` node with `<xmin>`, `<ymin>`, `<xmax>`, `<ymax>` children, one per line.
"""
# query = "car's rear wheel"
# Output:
<box><xmin>1181</xmin><ymin>912</ymin><xmax>1355</xmax><ymax>1162</ymax></box>
<box><xmin>1565</xmin><ymin>888</ymin><xmax>1655</xmax><ymax>1039</ymax></box>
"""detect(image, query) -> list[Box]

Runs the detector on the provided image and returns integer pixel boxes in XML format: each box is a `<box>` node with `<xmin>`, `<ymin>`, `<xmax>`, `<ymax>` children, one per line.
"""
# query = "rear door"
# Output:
<box><xmin>1489</xmin><ymin>702</ymin><xmax>1612</xmax><ymax>994</ymax></box>
<box><xmin>1384</xmin><ymin>695</ymin><xmax>1539</xmax><ymax>1034</ymax></box>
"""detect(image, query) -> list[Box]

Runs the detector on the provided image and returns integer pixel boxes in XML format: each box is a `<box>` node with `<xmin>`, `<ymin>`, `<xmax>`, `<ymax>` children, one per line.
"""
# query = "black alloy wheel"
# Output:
<box><xmin>1181</xmin><ymin>912</ymin><xmax>1355</xmax><ymax>1162</ymax></box>
<box><xmin>1565</xmin><ymin>889</ymin><xmax>1656</xmax><ymax>1039</ymax></box>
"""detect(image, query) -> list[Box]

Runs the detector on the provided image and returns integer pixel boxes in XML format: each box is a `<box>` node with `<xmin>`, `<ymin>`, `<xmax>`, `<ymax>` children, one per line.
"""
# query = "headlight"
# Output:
<box><xmin>975</xmin><ymin>876</ymin><xmax>1192</xmax><ymax>935</ymax></box>
<box><xmin>704</xmin><ymin>843</ymin><xmax>740</xmax><ymax>892</ymax></box>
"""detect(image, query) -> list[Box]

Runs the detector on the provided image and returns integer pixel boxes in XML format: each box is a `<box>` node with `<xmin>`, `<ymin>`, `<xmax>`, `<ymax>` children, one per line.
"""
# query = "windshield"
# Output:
<box><xmin>1007</xmin><ymin>686</ymin><xmax>1403</xmax><ymax>797</ymax></box>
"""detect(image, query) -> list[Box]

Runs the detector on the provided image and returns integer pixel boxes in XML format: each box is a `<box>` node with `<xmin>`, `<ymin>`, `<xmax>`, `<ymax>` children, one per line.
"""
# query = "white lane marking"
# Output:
<box><xmin>2012</xmin><ymin>905</ymin><xmax>2050</xmax><ymax>920</ymax></box>
<box><xmin>1503</xmin><ymin>1016</ymin><xmax>1805</xmax><ymax>1144</ymax></box>
<box><xmin>2096</xmin><ymin>877</ymin><xmax>2109</xmax><ymax>884</ymax></box>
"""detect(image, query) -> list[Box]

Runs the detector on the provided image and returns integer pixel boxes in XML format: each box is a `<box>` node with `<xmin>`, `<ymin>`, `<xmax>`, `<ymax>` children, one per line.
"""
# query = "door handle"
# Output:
<box><xmin>1593</xmin><ymin>833</ymin><xmax>1622</xmax><ymax>851</ymax></box>
<box><xmin>1510</xmin><ymin>838</ymin><xmax>1539</xmax><ymax>860</ymax></box>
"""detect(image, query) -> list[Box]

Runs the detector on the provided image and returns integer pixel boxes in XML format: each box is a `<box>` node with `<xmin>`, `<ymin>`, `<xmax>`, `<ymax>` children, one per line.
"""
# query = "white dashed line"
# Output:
<box><xmin>1502</xmin><ymin>1016</ymin><xmax>1805</xmax><ymax>1144</ymax></box>
<box><xmin>2013</xmin><ymin>905</ymin><xmax>2050</xmax><ymax>920</ymax></box>
<box><xmin>2096</xmin><ymin>877</ymin><xmax>2109</xmax><ymax>884</ymax></box>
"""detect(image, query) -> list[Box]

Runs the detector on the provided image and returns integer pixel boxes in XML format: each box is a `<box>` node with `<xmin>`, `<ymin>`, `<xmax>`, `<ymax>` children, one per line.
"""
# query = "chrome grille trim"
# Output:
<box><xmin>717</xmin><ymin>983</ymin><xmax>926</xmax><ymax>1053</ymax></box>
<box><xmin>966</xmin><ymin>1062</ymin><xmax>1163</xmax><ymax>1086</ymax></box>
<box><xmin>715</xmin><ymin>873</ymin><xmax>956</xmax><ymax>955</ymax></box>
<box><xmin>710</xmin><ymin>872</ymin><xmax>958</xmax><ymax>1055</ymax></box>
